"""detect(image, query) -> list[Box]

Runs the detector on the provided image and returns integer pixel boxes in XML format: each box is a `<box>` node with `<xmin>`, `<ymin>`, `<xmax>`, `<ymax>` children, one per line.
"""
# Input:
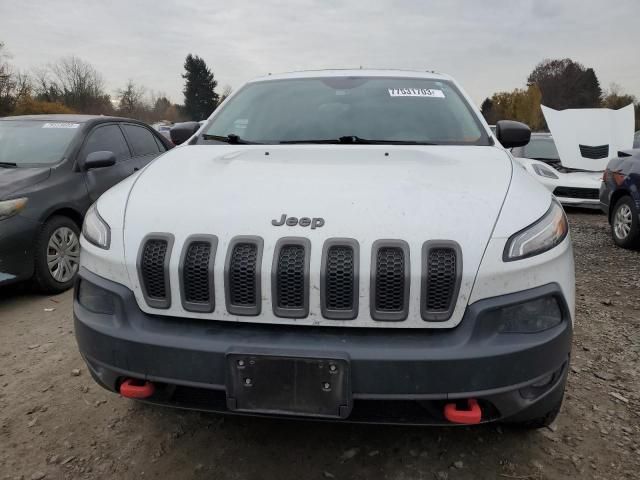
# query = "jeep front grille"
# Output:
<box><xmin>136</xmin><ymin>235</ymin><xmax>463</xmax><ymax>326</ymax></box>
<box><xmin>272</xmin><ymin>238</ymin><xmax>310</xmax><ymax>318</ymax></box>
<box><xmin>421</xmin><ymin>241</ymin><xmax>461</xmax><ymax>321</ymax></box>
<box><xmin>579</xmin><ymin>144</ymin><xmax>609</xmax><ymax>159</ymax></box>
<box><xmin>225</xmin><ymin>237</ymin><xmax>263</xmax><ymax>316</ymax></box>
<box><xmin>138</xmin><ymin>234</ymin><xmax>173</xmax><ymax>309</ymax></box>
<box><xmin>180</xmin><ymin>235</ymin><xmax>217</xmax><ymax>313</ymax></box>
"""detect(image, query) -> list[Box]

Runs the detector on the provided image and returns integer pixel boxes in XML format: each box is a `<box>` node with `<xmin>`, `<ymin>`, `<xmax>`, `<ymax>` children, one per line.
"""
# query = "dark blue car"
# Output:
<box><xmin>600</xmin><ymin>149</ymin><xmax>640</xmax><ymax>249</ymax></box>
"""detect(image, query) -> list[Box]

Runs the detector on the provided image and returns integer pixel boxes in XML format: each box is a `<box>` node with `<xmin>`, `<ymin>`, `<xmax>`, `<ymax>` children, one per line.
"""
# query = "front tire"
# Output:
<box><xmin>33</xmin><ymin>216</ymin><xmax>81</xmax><ymax>293</ymax></box>
<box><xmin>611</xmin><ymin>196</ymin><xmax>640</xmax><ymax>250</ymax></box>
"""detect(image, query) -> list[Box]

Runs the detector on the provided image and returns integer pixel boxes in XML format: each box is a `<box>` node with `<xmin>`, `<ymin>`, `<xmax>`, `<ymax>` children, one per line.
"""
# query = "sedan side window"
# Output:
<box><xmin>122</xmin><ymin>124</ymin><xmax>160</xmax><ymax>156</ymax></box>
<box><xmin>80</xmin><ymin>125</ymin><xmax>131</xmax><ymax>163</ymax></box>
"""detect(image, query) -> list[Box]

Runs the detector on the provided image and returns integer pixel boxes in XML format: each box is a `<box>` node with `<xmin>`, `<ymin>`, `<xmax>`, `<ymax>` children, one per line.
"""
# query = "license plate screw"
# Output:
<box><xmin>244</xmin><ymin>377</ymin><xmax>253</xmax><ymax>386</ymax></box>
<box><xmin>322</xmin><ymin>382</ymin><xmax>331</xmax><ymax>391</ymax></box>
<box><xmin>329</xmin><ymin>364</ymin><xmax>337</xmax><ymax>373</ymax></box>
<box><xmin>237</xmin><ymin>360</ymin><xmax>245</xmax><ymax>367</ymax></box>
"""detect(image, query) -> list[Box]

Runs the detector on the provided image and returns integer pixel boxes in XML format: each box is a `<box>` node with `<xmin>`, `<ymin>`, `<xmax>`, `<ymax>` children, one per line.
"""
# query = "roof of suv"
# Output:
<box><xmin>250</xmin><ymin>68</ymin><xmax>453</xmax><ymax>83</ymax></box>
<box><xmin>0</xmin><ymin>114</ymin><xmax>135</xmax><ymax>123</ymax></box>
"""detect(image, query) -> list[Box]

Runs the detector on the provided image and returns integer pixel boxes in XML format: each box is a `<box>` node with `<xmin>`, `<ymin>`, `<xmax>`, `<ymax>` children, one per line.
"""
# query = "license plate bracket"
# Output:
<box><xmin>226</xmin><ymin>353</ymin><xmax>351</xmax><ymax>419</ymax></box>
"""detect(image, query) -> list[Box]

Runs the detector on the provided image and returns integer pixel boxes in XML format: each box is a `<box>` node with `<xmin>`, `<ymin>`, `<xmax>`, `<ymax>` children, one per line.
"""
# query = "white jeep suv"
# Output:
<box><xmin>75</xmin><ymin>69</ymin><xmax>574</xmax><ymax>428</ymax></box>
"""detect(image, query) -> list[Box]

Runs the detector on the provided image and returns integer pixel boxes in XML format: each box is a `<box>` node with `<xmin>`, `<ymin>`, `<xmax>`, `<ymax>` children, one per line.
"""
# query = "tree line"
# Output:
<box><xmin>481</xmin><ymin>58</ymin><xmax>640</xmax><ymax>131</ymax></box>
<box><xmin>0</xmin><ymin>42</ymin><xmax>228</xmax><ymax>123</ymax></box>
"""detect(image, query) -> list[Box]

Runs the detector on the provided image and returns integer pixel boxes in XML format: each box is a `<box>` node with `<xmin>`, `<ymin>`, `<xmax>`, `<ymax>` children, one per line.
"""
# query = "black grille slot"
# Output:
<box><xmin>371</xmin><ymin>241</ymin><xmax>409</xmax><ymax>321</ymax></box>
<box><xmin>375</xmin><ymin>248</ymin><xmax>405</xmax><ymax>311</ymax></box>
<box><xmin>277</xmin><ymin>245</ymin><xmax>305</xmax><ymax>307</ymax></box>
<box><xmin>138</xmin><ymin>234</ymin><xmax>173</xmax><ymax>309</ymax></box>
<box><xmin>326</xmin><ymin>246</ymin><xmax>354</xmax><ymax>309</ymax></box>
<box><xmin>553</xmin><ymin>187</ymin><xmax>599</xmax><ymax>200</ymax></box>
<box><xmin>142</xmin><ymin>240</ymin><xmax>168</xmax><ymax>298</ymax></box>
<box><xmin>425</xmin><ymin>249</ymin><xmax>456</xmax><ymax>311</ymax></box>
<box><xmin>229</xmin><ymin>244</ymin><xmax>258</xmax><ymax>305</ymax></box>
<box><xmin>321</xmin><ymin>239</ymin><xmax>359</xmax><ymax>320</ymax></box>
<box><xmin>179</xmin><ymin>236</ymin><xmax>217</xmax><ymax>313</ymax></box>
<box><xmin>579</xmin><ymin>144</ymin><xmax>609</xmax><ymax>159</ymax></box>
<box><xmin>421</xmin><ymin>241</ymin><xmax>461</xmax><ymax>322</ymax></box>
<box><xmin>272</xmin><ymin>238</ymin><xmax>310</xmax><ymax>318</ymax></box>
<box><xmin>225</xmin><ymin>237</ymin><xmax>263</xmax><ymax>316</ymax></box>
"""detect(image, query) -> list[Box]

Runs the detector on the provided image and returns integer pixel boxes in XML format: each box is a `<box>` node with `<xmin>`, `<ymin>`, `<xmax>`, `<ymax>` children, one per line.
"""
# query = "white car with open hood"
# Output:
<box><xmin>75</xmin><ymin>69</ymin><xmax>574</xmax><ymax>428</ymax></box>
<box><xmin>512</xmin><ymin>104</ymin><xmax>635</xmax><ymax>208</ymax></box>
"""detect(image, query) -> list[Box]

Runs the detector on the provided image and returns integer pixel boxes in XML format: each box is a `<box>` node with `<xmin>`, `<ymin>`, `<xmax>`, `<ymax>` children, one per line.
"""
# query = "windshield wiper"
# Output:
<box><xmin>202</xmin><ymin>133</ymin><xmax>261</xmax><ymax>144</ymax></box>
<box><xmin>0</xmin><ymin>162</ymin><xmax>18</xmax><ymax>168</ymax></box>
<box><xmin>280</xmin><ymin>136</ymin><xmax>436</xmax><ymax>145</ymax></box>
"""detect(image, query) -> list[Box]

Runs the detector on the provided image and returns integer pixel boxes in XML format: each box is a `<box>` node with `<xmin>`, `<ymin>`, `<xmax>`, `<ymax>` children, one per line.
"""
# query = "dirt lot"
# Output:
<box><xmin>0</xmin><ymin>211</ymin><xmax>638</xmax><ymax>480</ymax></box>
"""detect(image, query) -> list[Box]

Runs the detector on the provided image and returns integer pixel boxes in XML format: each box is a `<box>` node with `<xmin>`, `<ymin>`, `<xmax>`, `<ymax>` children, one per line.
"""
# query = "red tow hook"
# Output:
<box><xmin>444</xmin><ymin>399</ymin><xmax>482</xmax><ymax>425</ymax></box>
<box><xmin>119</xmin><ymin>378</ymin><xmax>155</xmax><ymax>399</ymax></box>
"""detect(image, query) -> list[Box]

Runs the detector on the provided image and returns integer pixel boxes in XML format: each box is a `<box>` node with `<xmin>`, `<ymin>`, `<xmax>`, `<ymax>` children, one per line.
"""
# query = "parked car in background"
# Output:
<box><xmin>151</xmin><ymin>122</ymin><xmax>174</xmax><ymax>142</ymax></box>
<box><xmin>634</xmin><ymin>130</ymin><xmax>640</xmax><ymax>148</ymax></box>
<box><xmin>513</xmin><ymin>105</ymin><xmax>635</xmax><ymax>209</ymax></box>
<box><xmin>0</xmin><ymin>114</ymin><xmax>171</xmax><ymax>293</ymax></box>
<box><xmin>600</xmin><ymin>149</ymin><xmax>640</xmax><ymax>249</ymax></box>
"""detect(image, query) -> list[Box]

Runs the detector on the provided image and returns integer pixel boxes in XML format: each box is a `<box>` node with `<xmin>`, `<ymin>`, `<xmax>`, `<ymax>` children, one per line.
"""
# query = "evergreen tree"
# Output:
<box><xmin>182</xmin><ymin>54</ymin><xmax>218</xmax><ymax>120</ymax></box>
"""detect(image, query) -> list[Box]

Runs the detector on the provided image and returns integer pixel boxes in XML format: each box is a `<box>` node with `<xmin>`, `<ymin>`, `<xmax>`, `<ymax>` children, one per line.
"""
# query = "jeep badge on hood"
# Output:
<box><xmin>272</xmin><ymin>214</ymin><xmax>325</xmax><ymax>229</ymax></box>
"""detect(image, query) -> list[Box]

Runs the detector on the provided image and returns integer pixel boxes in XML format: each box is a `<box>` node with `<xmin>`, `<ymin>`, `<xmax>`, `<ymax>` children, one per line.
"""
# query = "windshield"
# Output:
<box><xmin>203</xmin><ymin>77</ymin><xmax>489</xmax><ymax>145</ymax></box>
<box><xmin>0</xmin><ymin>120</ymin><xmax>80</xmax><ymax>166</ymax></box>
<box><xmin>522</xmin><ymin>137</ymin><xmax>560</xmax><ymax>161</ymax></box>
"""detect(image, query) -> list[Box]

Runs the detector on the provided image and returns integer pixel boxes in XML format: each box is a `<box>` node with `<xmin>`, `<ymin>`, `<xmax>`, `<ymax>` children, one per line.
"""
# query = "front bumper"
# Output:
<box><xmin>74</xmin><ymin>268</ymin><xmax>572</xmax><ymax>425</ymax></box>
<box><xmin>0</xmin><ymin>215</ymin><xmax>39</xmax><ymax>286</ymax></box>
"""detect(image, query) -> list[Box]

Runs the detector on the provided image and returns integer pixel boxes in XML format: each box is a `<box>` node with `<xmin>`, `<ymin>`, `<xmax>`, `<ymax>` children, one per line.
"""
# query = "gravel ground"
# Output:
<box><xmin>0</xmin><ymin>211</ymin><xmax>638</xmax><ymax>480</ymax></box>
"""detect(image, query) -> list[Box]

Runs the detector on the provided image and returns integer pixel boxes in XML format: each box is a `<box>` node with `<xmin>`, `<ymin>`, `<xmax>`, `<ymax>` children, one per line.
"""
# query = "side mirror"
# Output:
<box><xmin>170</xmin><ymin>121</ymin><xmax>200</xmax><ymax>145</ymax></box>
<box><xmin>83</xmin><ymin>151</ymin><xmax>116</xmax><ymax>170</ymax></box>
<box><xmin>496</xmin><ymin>120</ymin><xmax>531</xmax><ymax>148</ymax></box>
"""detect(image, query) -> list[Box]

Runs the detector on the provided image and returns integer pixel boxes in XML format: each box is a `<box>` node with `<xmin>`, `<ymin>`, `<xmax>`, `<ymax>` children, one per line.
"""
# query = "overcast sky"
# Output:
<box><xmin>1</xmin><ymin>0</ymin><xmax>639</xmax><ymax>106</ymax></box>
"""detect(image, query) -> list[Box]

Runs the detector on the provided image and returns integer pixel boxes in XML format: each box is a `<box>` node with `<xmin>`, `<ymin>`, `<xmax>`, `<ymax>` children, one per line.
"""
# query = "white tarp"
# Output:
<box><xmin>541</xmin><ymin>104</ymin><xmax>635</xmax><ymax>171</ymax></box>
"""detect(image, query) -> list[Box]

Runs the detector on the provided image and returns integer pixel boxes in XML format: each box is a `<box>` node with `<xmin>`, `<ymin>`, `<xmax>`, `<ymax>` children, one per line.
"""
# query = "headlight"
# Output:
<box><xmin>82</xmin><ymin>203</ymin><xmax>111</xmax><ymax>249</ymax></box>
<box><xmin>0</xmin><ymin>197</ymin><xmax>28</xmax><ymax>221</ymax></box>
<box><xmin>532</xmin><ymin>163</ymin><xmax>559</xmax><ymax>179</ymax></box>
<box><xmin>504</xmin><ymin>199</ymin><xmax>568</xmax><ymax>261</ymax></box>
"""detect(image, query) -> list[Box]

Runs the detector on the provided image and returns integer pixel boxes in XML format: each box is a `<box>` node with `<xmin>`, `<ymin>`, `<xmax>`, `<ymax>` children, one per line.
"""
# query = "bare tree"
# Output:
<box><xmin>34</xmin><ymin>56</ymin><xmax>112</xmax><ymax>114</ymax></box>
<box><xmin>117</xmin><ymin>79</ymin><xmax>146</xmax><ymax>116</ymax></box>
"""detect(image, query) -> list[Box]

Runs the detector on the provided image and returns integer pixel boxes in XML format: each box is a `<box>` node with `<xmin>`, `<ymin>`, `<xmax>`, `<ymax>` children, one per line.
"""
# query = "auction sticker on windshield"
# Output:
<box><xmin>42</xmin><ymin>122</ymin><xmax>80</xmax><ymax>129</ymax></box>
<box><xmin>388</xmin><ymin>88</ymin><xmax>445</xmax><ymax>98</ymax></box>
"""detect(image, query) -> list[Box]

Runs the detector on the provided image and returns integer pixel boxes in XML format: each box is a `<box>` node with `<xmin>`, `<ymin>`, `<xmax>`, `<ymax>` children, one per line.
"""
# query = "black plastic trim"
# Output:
<box><xmin>370</xmin><ymin>239</ymin><xmax>410</xmax><ymax>321</ymax></box>
<box><xmin>179</xmin><ymin>234</ymin><xmax>218</xmax><ymax>313</ymax></box>
<box><xmin>321</xmin><ymin>238</ymin><xmax>360</xmax><ymax>320</ymax></box>
<box><xmin>421</xmin><ymin>240</ymin><xmax>462</xmax><ymax>322</ymax></box>
<box><xmin>136</xmin><ymin>233</ymin><xmax>174</xmax><ymax>309</ymax></box>
<box><xmin>272</xmin><ymin>237</ymin><xmax>311</xmax><ymax>318</ymax></box>
<box><xmin>224</xmin><ymin>236</ymin><xmax>264</xmax><ymax>316</ymax></box>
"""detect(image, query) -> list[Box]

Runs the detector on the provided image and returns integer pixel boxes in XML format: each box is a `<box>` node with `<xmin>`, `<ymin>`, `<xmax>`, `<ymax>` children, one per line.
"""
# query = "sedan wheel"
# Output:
<box><xmin>613</xmin><ymin>204</ymin><xmax>632</xmax><ymax>240</ymax></box>
<box><xmin>47</xmin><ymin>226</ymin><xmax>80</xmax><ymax>283</ymax></box>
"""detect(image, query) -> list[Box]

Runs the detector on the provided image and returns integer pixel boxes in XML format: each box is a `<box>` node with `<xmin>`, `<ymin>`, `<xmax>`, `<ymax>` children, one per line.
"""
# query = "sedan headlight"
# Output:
<box><xmin>504</xmin><ymin>199</ymin><xmax>568</xmax><ymax>261</ymax></box>
<box><xmin>82</xmin><ymin>203</ymin><xmax>111</xmax><ymax>249</ymax></box>
<box><xmin>0</xmin><ymin>197</ymin><xmax>28</xmax><ymax>221</ymax></box>
<box><xmin>532</xmin><ymin>163</ymin><xmax>559</xmax><ymax>179</ymax></box>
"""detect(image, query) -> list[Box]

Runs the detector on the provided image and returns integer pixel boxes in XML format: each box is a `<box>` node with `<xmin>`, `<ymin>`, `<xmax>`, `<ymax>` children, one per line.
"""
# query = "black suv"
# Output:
<box><xmin>0</xmin><ymin>114</ymin><xmax>171</xmax><ymax>293</ymax></box>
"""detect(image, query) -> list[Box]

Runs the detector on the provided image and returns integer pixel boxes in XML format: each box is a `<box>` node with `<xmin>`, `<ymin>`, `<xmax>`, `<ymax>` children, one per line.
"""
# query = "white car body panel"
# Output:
<box><xmin>542</xmin><ymin>104</ymin><xmax>635</xmax><ymax>171</ymax></box>
<box><xmin>81</xmin><ymin>69</ymin><xmax>575</xmax><ymax>330</ymax></box>
<box><xmin>513</xmin><ymin>156</ymin><xmax>603</xmax><ymax>207</ymax></box>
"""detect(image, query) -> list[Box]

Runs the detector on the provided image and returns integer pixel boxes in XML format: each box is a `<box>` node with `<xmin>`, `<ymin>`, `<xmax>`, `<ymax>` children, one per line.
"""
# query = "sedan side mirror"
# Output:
<box><xmin>84</xmin><ymin>151</ymin><xmax>116</xmax><ymax>170</ymax></box>
<box><xmin>496</xmin><ymin>120</ymin><xmax>531</xmax><ymax>148</ymax></box>
<box><xmin>170</xmin><ymin>121</ymin><xmax>200</xmax><ymax>145</ymax></box>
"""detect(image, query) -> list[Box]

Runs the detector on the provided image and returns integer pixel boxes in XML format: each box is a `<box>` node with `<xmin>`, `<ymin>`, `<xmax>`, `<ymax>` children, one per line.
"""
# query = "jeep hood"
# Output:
<box><xmin>542</xmin><ymin>104</ymin><xmax>635</xmax><ymax>171</ymax></box>
<box><xmin>121</xmin><ymin>145</ymin><xmax>514</xmax><ymax>327</ymax></box>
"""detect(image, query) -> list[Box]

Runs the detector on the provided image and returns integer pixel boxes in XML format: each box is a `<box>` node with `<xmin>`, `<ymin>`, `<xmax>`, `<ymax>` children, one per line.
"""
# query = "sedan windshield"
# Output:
<box><xmin>203</xmin><ymin>77</ymin><xmax>489</xmax><ymax>145</ymax></box>
<box><xmin>0</xmin><ymin>120</ymin><xmax>80</xmax><ymax>166</ymax></box>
